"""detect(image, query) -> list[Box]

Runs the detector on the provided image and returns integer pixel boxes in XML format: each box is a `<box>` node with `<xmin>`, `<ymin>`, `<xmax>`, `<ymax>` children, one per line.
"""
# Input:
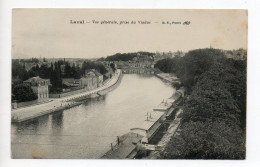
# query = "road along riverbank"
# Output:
<box><xmin>11</xmin><ymin>70</ymin><xmax>122</xmax><ymax>123</ymax></box>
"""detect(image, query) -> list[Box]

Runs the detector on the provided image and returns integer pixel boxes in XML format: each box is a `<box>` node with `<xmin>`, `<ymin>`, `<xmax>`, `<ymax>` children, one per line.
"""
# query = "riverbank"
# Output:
<box><xmin>11</xmin><ymin>70</ymin><xmax>122</xmax><ymax>123</ymax></box>
<box><xmin>100</xmin><ymin>71</ymin><xmax>185</xmax><ymax>159</ymax></box>
<box><xmin>101</xmin><ymin>132</ymin><xmax>143</xmax><ymax>159</ymax></box>
<box><xmin>101</xmin><ymin>90</ymin><xmax>183</xmax><ymax>159</ymax></box>
<box><xmin>155</xmin><ymin>72</ymin><xmax>181</xmax><ymax>84</ymax></box>
<box><xmin>145</xmin><ymin>109</ymin><xmax>183</xmax><ymax>159</ymax></box>
<box><xmin>12</xmin><ymin>73</ymin><xmax>175</xmax><ymax>159</ymax></box>
<box><xmin>141</xmin><ymin>73</ymin><xmax>184</xmax><ymax>158</ymax></box>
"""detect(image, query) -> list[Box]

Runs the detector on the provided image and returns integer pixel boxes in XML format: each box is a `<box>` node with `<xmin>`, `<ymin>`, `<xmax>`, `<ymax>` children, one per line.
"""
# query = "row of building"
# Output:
<box><xmin>102</xmin><ymin>55</ymin><xmax>155</xmax><ymax>74</ymax></box>
<box><xmin>18</xmin><ymin>51</ymin><xmax>185</xmax><ymax>73</ymax></box>
<box><xmin>22</xmin><ymin>69</ymin><xmax>113</xmax><ymax>102</ymax></box>
<box><xmin>224</xmin><ymin>48</ymin><xmax>247</xmax><ymax>60</ymax></box>
<box><xmin>18</xmin><ymin>58</ymin><xmax>87</xmax><ymax>72</ymax></box>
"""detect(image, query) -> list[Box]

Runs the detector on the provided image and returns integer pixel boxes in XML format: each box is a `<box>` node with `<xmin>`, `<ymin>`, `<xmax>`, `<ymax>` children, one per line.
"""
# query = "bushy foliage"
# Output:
<box><xmin>157</xmin><ymin>48</ymin><xmax>246</xmax><ymax>159</ymax></box>
<box><xmin>12</xmin><ymin>60</ymin><xmax>29</xmax><ymax>83</ymax></box>
<box><xmin>12</xmin><ymin>83</ymin><xmax>37</xmax><ymax>102</ymax></box>
<box><xmin>155</xmin><ymin>48</ymin><xmax>225</xmax><ymax>92</ymax></box>
<box><xmin>154</xmin><ymin>58</ymin><xmax>179</xmax><ymax>73</ymax></box>
<box><xmin>12</xmin><ymin>60</ymin><xmax>109</xmax><ymax>94</ymax></box>
<box><xmin>82</xmin><ymin>61</ymin><xmax>107</xmax><ymax>75</ymax></box>
<box><xmin>104</xmin><ymin>52</ymin><xmax>155</xmax><ymax>61</ymax></box>
<box><xmin>49</xmin><ymin>67</ymin><xmax>63</xmax><ymax>93</ymax></box>
<box><xmin>162</xmin><ymin>121</ymin><xmax>245</xmax><ymax>159</ymax></box>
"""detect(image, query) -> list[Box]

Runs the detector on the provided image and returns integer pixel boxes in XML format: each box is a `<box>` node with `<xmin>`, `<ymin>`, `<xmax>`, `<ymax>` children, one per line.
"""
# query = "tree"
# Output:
<box><xmin>50</xmin><ymin>67</ymin><xmax>63</xmax><ymax>93</ymax></box>
<box><xmin>155</xmin><ymin>48</ymin><xmax>226</xmax><ymax>93</ymax></box>
<box><xmin>64</xmin><ymin>62</ymin><xmax>72</xmax><ymax>78</ymax></box>
<box><xmin>13</xmin><ymin>83</ymin><xmax>37</xmax><ymax>102</ymax></box>
<box><xmin>81</xmin><ymin>61</ymin><xmax>108</xmax><ymax>75</ymax></box>
<box><xmin>12</xmin><ymin>60</ymin><xmax>29</xmax><ymax>82</ymax></box>
<box><xmin>105</xmin><ymin>52</ymin><xmax>155</xmax><ymax>61</ymax></box>
<box><xmin>161</xmin><ymin>121</ymin><xmax>245</xmax><ymax>159</ymax></box>
<box><xmin>157</xmin><ymin>48</ymin><xmax>246</xmax><ymax>159</ymax></box>
<box><xmin>39</xmin><ymin>64</ymin><xmax>50</xmax><ymax>79</ymax></box>
<box><xmin>110</xmin><ymin>63</ymin><xmax>116</xmax><ymax>72</ymax></box>
<box><xmin>154</xmin><ymin>58</ymin><xmax>179</xmax><ymax>73</ymax></box>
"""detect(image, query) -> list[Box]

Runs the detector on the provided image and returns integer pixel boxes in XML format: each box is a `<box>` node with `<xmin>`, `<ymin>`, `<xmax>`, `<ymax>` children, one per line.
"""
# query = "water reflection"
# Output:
<box><xmin>51</xmin><ymin>111</ymin><xmax>63</xmax><ymax>135</ymax></box>
<box><xmin>11</xmin><ymin>74</ymin><xmax>175</xmax><ymax>159</ymax></box>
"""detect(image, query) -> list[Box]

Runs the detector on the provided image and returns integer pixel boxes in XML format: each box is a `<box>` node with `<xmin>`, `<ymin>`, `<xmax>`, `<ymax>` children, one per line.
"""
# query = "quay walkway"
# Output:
<box><xmin>11</xmin><ymin>70</ymin><xmax>122</xmax><ymax>123</ymax></box>
<box><xmin>145</xmin><ymin>109</ymin><xmax>183</xmax><ymax>159</ymax></box>
<box><xmin>101</xmin><ymin>90</ymin><xmax>183</xmax><ymax>159</ymax></box>
<box><xmin>101</xmin><ymin>132</ymin><xmax>143</xmax><ymax>159</ymax></box>
<box><xmin>155</xmin><ymin>73</ymin><xmax>181</xmax><ymax>84</ymax></box>
<box><xmin>100</xmin><ymin>73</ymin><xmax>185</xmax><ymax>159</ymax></box>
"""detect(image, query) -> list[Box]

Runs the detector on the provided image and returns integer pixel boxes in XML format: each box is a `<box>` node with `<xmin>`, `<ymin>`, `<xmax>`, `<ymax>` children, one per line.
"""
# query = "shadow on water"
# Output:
<box><xmin>12</xmin><ymin>115</ymin><xmax>48</xmax><ymax>134</ymax></box>
<box><xmin>51</xmin><ymin>111</ymin><xmax>64</xmax><ymax>134</ymax></box>
<box><xmin>12</xmin><ymin>94</ymin><xmax>107</xmax><ymax>132</ymax></box>
<box><xmin>82</xmin><ymin>94</ymin><xmax>106</xmax><ymax>105</ymax></box>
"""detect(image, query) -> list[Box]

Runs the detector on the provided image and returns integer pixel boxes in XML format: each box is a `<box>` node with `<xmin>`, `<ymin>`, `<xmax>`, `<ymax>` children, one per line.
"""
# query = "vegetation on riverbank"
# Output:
<box><xmin>98</xmin><ymin>51</ymin><xmax>155</xmax><ymax>61</ymax></box>
<box><xmin>12</xmin><ymin>60</ymin><xmax>108</xmax><ymax>100</ymax></box>
<box><xmin>12</xmin><ymin>83</ymin><xmax>37</xmax><ymax>102</ymax></box>
<box><xmin>155</xmin><ymin>48</ymin><xmax>246</xmax><ymax>159</ymax></box>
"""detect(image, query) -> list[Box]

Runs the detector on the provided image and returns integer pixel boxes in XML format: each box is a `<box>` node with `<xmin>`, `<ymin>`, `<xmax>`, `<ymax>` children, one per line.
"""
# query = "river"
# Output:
<box><xmin>11</xmin><ymin>74</ymin><xmax>175</xmax><ymax>159</ymax></box>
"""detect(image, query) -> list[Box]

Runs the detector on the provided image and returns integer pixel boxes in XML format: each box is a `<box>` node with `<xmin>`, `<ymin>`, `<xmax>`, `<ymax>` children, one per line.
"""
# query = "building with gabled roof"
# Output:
<box><xmin>80</xmin><ymin>69</ymin><xmax>104</xmax><ymax>90</ymax></box>
<box><xmin>24</xmin><ymin>76</ymin><xmax>50</xmax><ymax>101</ymax></box>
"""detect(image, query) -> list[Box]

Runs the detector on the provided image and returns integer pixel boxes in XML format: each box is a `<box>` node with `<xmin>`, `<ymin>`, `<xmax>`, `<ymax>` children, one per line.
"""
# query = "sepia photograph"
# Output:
<box><xmin>10</xmin><ymin>9</ymin><xmax>247</xmax><ymax>159</ymax></box>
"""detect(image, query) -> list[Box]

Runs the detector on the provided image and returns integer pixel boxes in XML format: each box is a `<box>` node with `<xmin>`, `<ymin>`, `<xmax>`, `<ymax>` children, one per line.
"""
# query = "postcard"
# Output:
<box><xmin>11</xmin><ymin>9</ymin><xmax>247</xmax><ymax>159</ymax></box>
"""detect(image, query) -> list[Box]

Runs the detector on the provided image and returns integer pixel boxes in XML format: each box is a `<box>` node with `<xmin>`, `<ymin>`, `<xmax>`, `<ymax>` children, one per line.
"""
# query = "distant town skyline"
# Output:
<box><xmin>12</xmin><ymin>9</ymin><xmax>247</xmax><ymax>59</ymax></box>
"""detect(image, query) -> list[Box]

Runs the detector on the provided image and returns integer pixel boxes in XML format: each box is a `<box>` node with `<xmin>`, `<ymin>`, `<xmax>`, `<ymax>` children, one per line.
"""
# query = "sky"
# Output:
<box><xmin>12</xmin><ymin>9</ymin><xmax>248</xmax><ymax>59</ymax></box>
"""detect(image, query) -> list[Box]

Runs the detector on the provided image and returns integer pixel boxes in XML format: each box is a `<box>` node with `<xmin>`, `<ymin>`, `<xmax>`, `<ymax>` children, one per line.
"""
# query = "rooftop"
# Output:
<box><xmin>131</xmin><ymin>111</ymin><xmax>164</xmax><ymax>131</ymax></box>
<box><xmin>170</xmin><ymin>92</ymin><xmax>181</xmax><ymax>101</ymax></box>
<box><xmin>24</xmin><ymin>76</ymin><xmax>48</xmax><ymax>83</ymax></box>
<box><xmin>153</xmin><ymin>101</ymin><xmax>172</xmax><ymax>111</ymax></box>
<box><xmin>85</xmin><ymin>69</ymin><xmax>103</xmax><ymax>77</ymax></box>
<box><xmin>101</xmin><ymin>132</ymin><xmax>143</xmax><ymax>159</ymax></box>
